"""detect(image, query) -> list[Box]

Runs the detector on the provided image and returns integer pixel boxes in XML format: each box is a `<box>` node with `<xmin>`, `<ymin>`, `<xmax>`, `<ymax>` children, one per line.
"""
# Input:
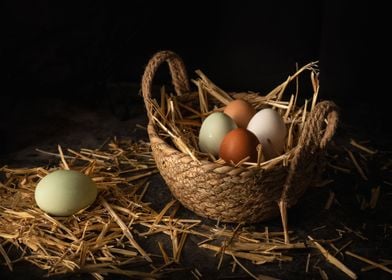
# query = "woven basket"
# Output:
<box><xmin>141</xmin><ymin>50</ymin><xmax>338</xmax><ymax>228</ymax></box>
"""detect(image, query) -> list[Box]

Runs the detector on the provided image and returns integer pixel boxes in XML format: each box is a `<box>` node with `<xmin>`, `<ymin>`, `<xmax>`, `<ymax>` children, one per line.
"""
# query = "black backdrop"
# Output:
<box><xmin>1</xmin><ymin>2</ymin><xmax>391</xmax><ymax>280</ymax></box>
<box><xmin>1</xmin><ymin>1</ymin><xmax>381</xmax><ymax>154</ymax></box>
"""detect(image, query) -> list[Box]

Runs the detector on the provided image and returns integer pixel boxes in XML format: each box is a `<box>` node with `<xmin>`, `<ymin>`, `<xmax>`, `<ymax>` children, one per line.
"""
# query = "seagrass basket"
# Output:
<box><xmin>141</xmin><ymin>50</ymin><xmax>338</xmax><ymax>230</ymax></box>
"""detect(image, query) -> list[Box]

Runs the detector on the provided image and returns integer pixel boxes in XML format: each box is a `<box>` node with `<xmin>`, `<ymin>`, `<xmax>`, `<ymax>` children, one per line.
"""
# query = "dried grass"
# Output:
<box><xmin>0</xmin><ymin>138</ymin><xmax>310</xmax><ymax>279</ymax></box>
<box><xmin>150</xmin><ymin>62</ymin><xmax>320</xmax><ymax>169</ymax></box>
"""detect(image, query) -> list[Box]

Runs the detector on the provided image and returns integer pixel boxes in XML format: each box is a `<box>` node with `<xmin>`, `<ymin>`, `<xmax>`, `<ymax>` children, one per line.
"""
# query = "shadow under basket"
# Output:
<box><xmin>141</xmin><ymin>50</ymin><xmax>339</xmax><ymax>239</ymax></box>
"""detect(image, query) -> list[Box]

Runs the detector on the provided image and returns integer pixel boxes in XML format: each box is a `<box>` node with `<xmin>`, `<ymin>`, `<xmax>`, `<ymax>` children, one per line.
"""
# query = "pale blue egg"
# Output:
<box><xmin>35</xmin><ymin>170</ymin><xmax>97</xmax><ymax>216</ymax></box>
<box><xmin>198</xmin><ymin>112</ymin><xmax>237</xmax><ymax>156</ymax></box>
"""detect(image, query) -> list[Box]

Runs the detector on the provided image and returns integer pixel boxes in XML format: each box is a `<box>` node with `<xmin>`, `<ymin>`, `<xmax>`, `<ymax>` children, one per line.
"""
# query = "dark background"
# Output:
<box><xmin>1</xmin><ymin>1</ymin><xmax>370</xmax><ymax>95</ymax></box>
<box><xmin>1</xmin><ymin>1</ymin><xmax>383</xmax><ymax>156</ymax></box>
<box><xmin>1</xmin><ymin>2</ymin><xmax>390</xmax><ymax>280</ymax></box>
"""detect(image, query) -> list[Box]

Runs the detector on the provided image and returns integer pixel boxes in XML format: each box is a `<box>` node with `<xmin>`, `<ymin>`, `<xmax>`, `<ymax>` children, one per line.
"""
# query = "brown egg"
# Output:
<box><xmin>219</xmin><ymin>128</ymin><xmax>260</xmax><ymax>164</ymax></box>
<box><xmin>223</xmin><ymin>99</ymin><xmax>256</xmax><ymax>128</ymax></box>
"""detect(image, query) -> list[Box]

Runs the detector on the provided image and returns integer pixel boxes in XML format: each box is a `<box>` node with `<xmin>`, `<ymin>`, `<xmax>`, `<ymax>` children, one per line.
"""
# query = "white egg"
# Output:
<box><xmin>35</xmin><ymin>169</ymin><xmax>98</xmax><ymax>216</ymax></box>
<box><xmin>247</xmin><ymin>108</ymin><xmax>287</xmax><ymax>160</ymax></box>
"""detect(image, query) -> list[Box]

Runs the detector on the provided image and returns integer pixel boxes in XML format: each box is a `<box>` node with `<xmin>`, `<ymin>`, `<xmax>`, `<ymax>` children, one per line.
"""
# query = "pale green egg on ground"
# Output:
<box><xmin>34</xmin><ymin>169</ymin><xmax>98</xmax><ymax>216</ymax></box>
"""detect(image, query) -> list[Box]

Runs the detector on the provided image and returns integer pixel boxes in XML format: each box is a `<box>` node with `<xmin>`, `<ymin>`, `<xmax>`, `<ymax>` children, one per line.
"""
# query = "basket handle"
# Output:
<box><xmin>281</xmin><ymin>100</ymin><xmax>339</xmax><ymax>201</ymax></box>
<box><xmin>141</xmin><ymin>50</ymin><xmax>190</xmax><ymax>117</ymax></box>
<box><xmin>279</xmin><ymin>100</ymin><xmax>338</xmax><ymax>243</ymax></box>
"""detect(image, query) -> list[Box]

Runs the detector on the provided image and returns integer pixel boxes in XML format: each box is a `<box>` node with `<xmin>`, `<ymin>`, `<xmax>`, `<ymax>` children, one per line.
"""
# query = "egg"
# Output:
<box><xmin>219</xmin><ymin>128</ymin><xmax>260</xmax><ymax>164</ymax></box>
<box><xmin>247</xmin><ymin>108</ymin><xmax>287</xmax><ymax>160</ymax></box>
<box><xmin>198</xmin><ymin>112</ymin><xmax>237</xmax><ymax>156</ymax></box>
<box><xmin>223</xmin><ymin>99</ymin><xmax>256</xmax><ymax>128</ymax></box>
<box><xmin>35</xmin><ymin>169</ymin><xmax>98</xmax><ymax>216</ymax></box>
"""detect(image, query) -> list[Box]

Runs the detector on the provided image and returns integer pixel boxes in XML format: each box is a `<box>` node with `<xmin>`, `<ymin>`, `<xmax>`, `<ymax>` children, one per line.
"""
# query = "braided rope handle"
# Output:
<box><xmin>141</xmin><ymin>50</ymin><xmax>190</xmax><ymax>118</ymax></box>
<box><xmin>279</xmin><ymin>100</ymin><xmax>338</xmax><ymax>243</ymax></box>
<box><xmin>281</xmin><ymin>100</ymin><xmax>339</xmax><ymax>203</ymax></box>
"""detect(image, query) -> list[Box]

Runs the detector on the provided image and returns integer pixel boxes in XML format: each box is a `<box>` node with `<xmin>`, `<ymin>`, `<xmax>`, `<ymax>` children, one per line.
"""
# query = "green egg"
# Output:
<box><xmin>198</xmin><ymin>112</ymin><xmax>237</xmax><ymax>156</ymax></box>
<box><xmin>34</xmin><ymin>169</ymin><xmax>98</xmax><ymax>216</ymax></box>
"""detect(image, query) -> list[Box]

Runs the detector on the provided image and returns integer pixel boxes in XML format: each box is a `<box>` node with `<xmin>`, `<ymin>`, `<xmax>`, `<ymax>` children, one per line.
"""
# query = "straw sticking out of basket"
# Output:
<box><xmin>149</xmin><ymin>61</ymin><xmax>321</xmax><ymax>169</ymax></box>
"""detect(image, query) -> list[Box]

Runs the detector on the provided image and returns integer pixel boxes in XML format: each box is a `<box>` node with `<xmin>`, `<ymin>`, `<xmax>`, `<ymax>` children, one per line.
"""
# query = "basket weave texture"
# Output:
<box><xmin>141</xmin><ymin>50</ymin><xmax>339</xmax><ymax>223</ymax></box>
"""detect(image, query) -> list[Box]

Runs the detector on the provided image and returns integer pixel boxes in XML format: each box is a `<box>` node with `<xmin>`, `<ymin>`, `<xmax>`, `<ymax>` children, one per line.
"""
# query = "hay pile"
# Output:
<box><xmin>0</xmin><ymin>138</ymin><xmax>309</xmax><ymax>279</ymax></box>
<box><xmin>1</xmin><ymin>131</ymin><xmax>390</xmax><ymax>280</ymax></box>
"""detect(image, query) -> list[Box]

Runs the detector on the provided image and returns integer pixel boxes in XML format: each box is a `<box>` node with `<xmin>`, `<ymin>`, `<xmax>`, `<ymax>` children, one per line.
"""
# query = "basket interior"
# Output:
<box><xmin>147</xmin><ymin>62</ymin><xmax>321</xmax><ymax>171</ymax></box>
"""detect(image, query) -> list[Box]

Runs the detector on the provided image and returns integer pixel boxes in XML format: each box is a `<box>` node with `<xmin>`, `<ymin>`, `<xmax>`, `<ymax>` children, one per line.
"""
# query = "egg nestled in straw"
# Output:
<box><xmin>34</xmin><ymin>169</ymin><xmax>98</xmax><ymax>216</ymax></box>
<box><xmin>223</xmin><ymin>99</ymin><xmax>256</xmax><ymax>128</ymax></box>
<box><xmin>198</xmin><ymin>112</ymin><xmax>237</xmax><ymax>156</ymax></box>
<box><xmin>247</xmin><ymin>108</ymin><xmax>287</xmax><ymax>160</ymax></box>
<box><xmin>219</xmin><ymin>128</ymin><xmax>260</xmax><ymax>164</ymax></box>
